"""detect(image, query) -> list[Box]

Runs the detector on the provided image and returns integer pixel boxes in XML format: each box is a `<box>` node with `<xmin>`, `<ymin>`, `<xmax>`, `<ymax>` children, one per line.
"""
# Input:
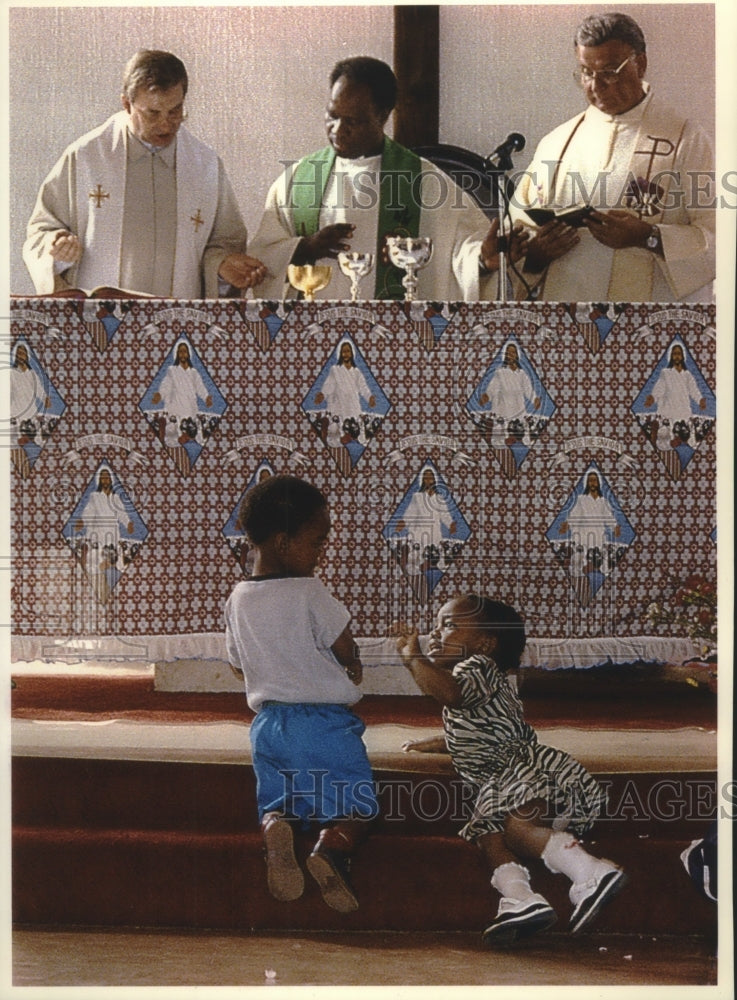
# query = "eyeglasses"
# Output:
<box><xmin>573</xmin><ymin>52</ymin><xmax>638</xmax><ymax>87</ymax></box>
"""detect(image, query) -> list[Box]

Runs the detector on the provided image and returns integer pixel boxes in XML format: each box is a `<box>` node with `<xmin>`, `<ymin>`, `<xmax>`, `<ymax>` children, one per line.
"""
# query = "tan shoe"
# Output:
<box><xmin>261</xmin><ymin>813</ymin><xmax>304</xmax><ymax>902</ymax></box>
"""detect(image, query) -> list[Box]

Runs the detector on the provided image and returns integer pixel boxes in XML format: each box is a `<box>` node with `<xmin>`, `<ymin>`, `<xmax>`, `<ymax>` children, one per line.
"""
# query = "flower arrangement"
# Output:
<box><xmin>645</xmin><ymin>574</ymin><xmax>717</xmax><ymax>659</ymax></box>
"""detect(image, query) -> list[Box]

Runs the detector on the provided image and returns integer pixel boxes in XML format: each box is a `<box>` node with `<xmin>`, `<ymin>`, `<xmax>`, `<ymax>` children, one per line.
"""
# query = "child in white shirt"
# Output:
<box><xmin>225</xmin><ymin>475</ymin><xmax>377</xmax><ymax>912</ymax></box>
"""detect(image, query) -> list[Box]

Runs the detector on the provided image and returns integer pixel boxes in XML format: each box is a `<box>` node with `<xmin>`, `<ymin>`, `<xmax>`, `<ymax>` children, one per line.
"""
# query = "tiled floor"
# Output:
<box><xmin>11</xmin><ymin>928</ymin><xmax>720</xmax><ymax>989</ymax></box>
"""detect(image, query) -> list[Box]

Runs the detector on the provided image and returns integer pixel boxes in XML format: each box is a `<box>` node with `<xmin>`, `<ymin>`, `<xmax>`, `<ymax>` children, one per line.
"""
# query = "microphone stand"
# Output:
<box><xmin>484</xmin><ymin>147</ymin><xmax>518</xmax><ymax>304</ymax></box>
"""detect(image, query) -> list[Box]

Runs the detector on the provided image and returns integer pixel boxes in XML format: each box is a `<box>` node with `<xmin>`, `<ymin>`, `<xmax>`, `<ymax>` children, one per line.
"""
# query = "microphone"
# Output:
<box><xmin>485</xmin><ymin>133</ymin><xmax>526</xmax><ymax>170</ymax></box>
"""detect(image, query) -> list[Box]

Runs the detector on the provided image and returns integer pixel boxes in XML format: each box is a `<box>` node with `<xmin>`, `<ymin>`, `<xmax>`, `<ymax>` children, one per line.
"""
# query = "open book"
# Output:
<box><xmin>524</xmin><ymin>206</ymin><xmax>593</xmax><ymax>228</ymax></box>
<box><xmin>50</xmin><ymin>285</ymin><xmax>153</xmax><ymax>299</ymax></box>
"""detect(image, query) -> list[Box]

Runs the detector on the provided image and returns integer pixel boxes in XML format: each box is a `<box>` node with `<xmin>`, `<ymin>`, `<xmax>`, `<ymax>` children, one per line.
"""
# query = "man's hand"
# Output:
<box><xmin>585</xmin><ymin>209</ymin><xmax>654</xmax><ymax>250</ymax></box>
<box><xmin>49</xmin><ymin>231</ymin><xmax>83</xmax><ymax>265</ymax></box>
<box><xmin>218</xmin><ymin>253</ymin><xmax>268</xmax><ymax>292</ymax></box>
<box><xmin>524</xmin><ymin>219</ymin><xmax>580</xmax><ymax>273</ymax></box>
<box><xmin>479</xmin><ymin>219</ymin><xmax>529</xmax><ymax>272</ymax></box>
<box><xmin>292</xmin><ymin>223</ymin><xmax>355</xmax><ymax>264</ymax></box>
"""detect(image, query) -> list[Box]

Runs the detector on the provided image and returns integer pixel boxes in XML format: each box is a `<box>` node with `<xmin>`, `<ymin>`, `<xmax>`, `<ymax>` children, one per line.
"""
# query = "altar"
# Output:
<box><xmin>9</xmin><ymin>297</ymin><xmax>717</xmax><ymax>678</ymax></box>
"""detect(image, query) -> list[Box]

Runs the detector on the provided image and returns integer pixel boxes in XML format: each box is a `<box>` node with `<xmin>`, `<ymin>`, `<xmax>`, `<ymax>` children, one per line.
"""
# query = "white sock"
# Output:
<box><xmin>541</xmin><ymin>831</ymin><xmax>610</xmax><ymax>884</ymax></box>
<box><xmin>491</xmin><ymin>861</ymin><xmax>535</xmax><ymax>901</ymax></box>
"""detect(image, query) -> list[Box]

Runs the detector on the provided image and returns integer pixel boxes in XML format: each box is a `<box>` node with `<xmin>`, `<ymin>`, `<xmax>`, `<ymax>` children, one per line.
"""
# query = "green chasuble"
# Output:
<box><xmin>290</xmin><ymin>137</ymin><xmax>422</xmax><ymax>299</ymax></box>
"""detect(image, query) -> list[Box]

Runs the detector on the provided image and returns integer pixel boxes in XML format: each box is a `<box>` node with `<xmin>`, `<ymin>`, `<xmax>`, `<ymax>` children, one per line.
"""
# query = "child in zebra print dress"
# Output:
<box><xmin>394</xmin><ymin>593</ymin><xmax>626</xmax><ymax>947</ymax></box>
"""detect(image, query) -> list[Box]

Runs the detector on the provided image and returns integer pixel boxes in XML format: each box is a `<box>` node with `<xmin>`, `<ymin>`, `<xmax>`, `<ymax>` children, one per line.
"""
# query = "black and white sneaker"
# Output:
<box><xmin>482</xmin><ymin>894</ymin><xmax>557</xmax><ymax>948</ymax></box>
<box><xmin>569</xmin><ymin>867</ymin><xmax>627</xmax><ymax>934</ymax></box>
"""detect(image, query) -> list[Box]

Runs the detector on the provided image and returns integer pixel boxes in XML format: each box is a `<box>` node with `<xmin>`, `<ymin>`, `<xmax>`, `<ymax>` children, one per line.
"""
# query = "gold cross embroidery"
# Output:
<box><xmin>191</xmin><ymin>209</ymin><xmax>205</xmax><ymax>232</ymax></box>
<box><xmin>89</xmin><ymin>184</ymin><xmax>110</xmax><ymax>208</ymax></box>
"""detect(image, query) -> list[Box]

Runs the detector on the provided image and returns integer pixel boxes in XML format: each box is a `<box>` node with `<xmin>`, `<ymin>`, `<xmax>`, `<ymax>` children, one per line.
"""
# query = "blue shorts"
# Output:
<box><xmin>250</xmin><ymin>702</ymin><xmax>378</xmax><ymax>825</ymax></box>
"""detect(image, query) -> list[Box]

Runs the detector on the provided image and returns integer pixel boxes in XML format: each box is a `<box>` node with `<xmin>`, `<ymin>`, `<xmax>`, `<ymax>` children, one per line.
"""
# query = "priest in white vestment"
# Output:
<box><xmin>249</xmin><ymin>57</ymin><xmax>526</xmax><ymax>301</ymax></box>
<box><xmin>511</xmin><ymin>13</ymin><xmax>715</xmax><ymax>302</ymax></box>
<box><xmin>23</xmin><ymin>50</ymin><xmax>266</xmax><ymax>298</ymax></box>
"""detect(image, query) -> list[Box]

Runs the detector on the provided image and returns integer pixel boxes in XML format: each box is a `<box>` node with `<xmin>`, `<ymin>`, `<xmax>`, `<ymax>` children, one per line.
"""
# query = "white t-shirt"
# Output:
<box><xmin>224</xmin><ymin>576</ymin><xmax>359</xmax><ymax>711</ymax></box>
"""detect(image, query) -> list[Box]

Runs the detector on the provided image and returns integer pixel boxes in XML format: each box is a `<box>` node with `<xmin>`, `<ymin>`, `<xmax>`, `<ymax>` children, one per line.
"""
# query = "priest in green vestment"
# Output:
<box><xmin>249</xmin><ymin>57</ymin><xmax>523</xmax><ymax>301</ymax></box>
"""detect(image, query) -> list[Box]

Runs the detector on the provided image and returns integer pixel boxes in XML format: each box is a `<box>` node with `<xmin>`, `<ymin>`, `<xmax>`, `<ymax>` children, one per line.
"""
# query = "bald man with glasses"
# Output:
<box><xmin>511</xmin><ymin>12</ymin><xmax>715</xmax><ymax>302</ymax></box>
<box><xmin>23</xmin><ymin>50</ymin><xmax>266</xmax><ymax>298</ymax></box>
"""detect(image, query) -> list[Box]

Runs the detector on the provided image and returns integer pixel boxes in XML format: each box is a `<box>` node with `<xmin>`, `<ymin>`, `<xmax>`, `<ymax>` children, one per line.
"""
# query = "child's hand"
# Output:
<box><xmin>389</xmin><ymin>621</ymin><xmax>422</xmax><ymax>663</ymax></box>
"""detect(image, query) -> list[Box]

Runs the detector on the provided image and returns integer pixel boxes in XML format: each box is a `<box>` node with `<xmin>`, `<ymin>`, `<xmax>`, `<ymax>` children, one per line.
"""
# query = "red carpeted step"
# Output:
<box><xmin>12</xmin><ymin>757</ymin><xmax>717</xmax><ymax>841</ymax></box>
<box><xmin>11</xmin><ymin>674</ymin><xmax>718</xmax><ymax>731</ymax></box>
<box><xmin>12</xmin><ymin>825</ymin><xmax>717</xmax><ymax>937</ymax></box>
<box><xmin>11</xmin><ymin>680</ymin><xmax>718</xmax><ymax>937</ymax></box>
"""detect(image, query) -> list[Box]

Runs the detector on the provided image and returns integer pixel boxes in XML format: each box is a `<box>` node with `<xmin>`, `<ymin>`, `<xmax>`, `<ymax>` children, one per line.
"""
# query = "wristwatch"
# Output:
<box><xmin>646</xmin><ymin>225</ymin><xmax>661</xmax><ymax>251</ymax></box>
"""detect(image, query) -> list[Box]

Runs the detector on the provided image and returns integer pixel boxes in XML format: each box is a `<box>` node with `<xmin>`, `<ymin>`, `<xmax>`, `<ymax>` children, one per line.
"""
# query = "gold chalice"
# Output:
<box><xmin>287</xmin><ymin>264</ymin><xmax>332</xmax><ymax>302</ymax></box>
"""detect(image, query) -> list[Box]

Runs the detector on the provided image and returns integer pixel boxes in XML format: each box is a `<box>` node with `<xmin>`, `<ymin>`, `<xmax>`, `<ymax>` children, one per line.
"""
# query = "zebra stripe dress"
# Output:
<box><xmin>442</xmin><ymin>654</ymin><xmax>607</xmax><ymax>841</ymax></box>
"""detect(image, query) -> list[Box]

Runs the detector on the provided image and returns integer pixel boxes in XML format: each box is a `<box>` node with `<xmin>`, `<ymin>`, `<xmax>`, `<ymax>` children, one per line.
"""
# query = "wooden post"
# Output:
<box><xmin>393</xmin><ymin>5</ymin><xmax>439</xmax><ymax>148</ymax></box>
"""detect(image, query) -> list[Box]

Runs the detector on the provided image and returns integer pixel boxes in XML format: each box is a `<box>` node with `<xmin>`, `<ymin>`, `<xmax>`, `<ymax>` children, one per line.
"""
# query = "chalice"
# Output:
<box><xmin>385</xmin><ymin>236</ymin><xmax>433</xmax><ymax>302</ymax></box>
<box><xmin>338</xmin><ymin>251</ymin><xmax>374</xmax><ymax>302</ymax></box>
<box><xmin>287</xmin><ymin>264</ymin><xmax>332</xmax><ymax>302</ymax></box>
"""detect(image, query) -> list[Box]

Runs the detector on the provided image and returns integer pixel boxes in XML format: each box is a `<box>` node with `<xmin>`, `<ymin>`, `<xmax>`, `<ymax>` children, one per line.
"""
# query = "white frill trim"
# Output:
<box><xmin>11</xmin><ymin>633</ymin><xmax>701</xmax><ymax>669</ymax></box>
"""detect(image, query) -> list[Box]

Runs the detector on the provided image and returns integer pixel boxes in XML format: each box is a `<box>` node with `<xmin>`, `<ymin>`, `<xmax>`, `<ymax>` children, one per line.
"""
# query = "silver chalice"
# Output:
<box><xmin>338</xmin><ymin>251</ymin><xmax>374</xmax><ymax>302</ymax></box>
<box><xmin>385</xmin><ymin>236</ymin><xmax>433</xmax><ymax>302</ymax></box>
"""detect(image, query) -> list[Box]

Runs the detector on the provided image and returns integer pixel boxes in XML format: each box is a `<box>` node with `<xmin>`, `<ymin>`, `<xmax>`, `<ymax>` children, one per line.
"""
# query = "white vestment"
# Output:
<box><xmin>23</xmin><ymin>111</ymin><xmax>248</xmax><ymax>297</ymax></box>
<box><xmin>76</xmin><ymin>488</ymin><xmax>131</xmax><ymax>600</ymax></box>
<box><xmin>511</xmin><ymin>88</ymin><xmax>715</xmax><ymax>301</ymax></box>
<box><xmin>249</xmin><ymin>152</ymin><xmax>496</xmax><ymax>301</ymax></box>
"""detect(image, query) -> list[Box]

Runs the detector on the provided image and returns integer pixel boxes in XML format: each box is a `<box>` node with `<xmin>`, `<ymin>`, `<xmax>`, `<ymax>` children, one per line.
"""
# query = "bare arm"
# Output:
<box><xmin>394</xmin><ymin>626</ymin><xmax>463</xmax><ymax>708</ymax></box>
<box><xmin>331</xmin><ymin>625</ymin><xmax>363</xmax><ymax>685</ymax></box>
<box><xmin>401</xmin><ymin>735</ymin><xmax>448</xmax><ymax>754</ymax></box>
